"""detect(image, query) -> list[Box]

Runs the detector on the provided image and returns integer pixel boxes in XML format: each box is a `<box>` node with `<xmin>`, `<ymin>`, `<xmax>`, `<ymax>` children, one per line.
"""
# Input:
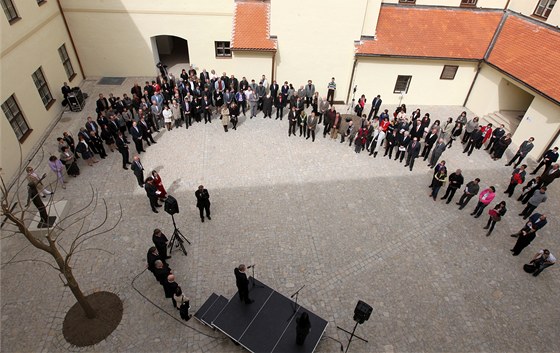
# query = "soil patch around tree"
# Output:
<box><xmin>63</xmin><ymin>291</ymin><xmax>123</xmax><ymax>347</ymax></box>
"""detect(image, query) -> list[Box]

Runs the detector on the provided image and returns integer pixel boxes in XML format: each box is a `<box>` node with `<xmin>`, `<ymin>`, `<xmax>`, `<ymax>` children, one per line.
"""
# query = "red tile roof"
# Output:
<box><xmin>488</xmin><ymin>15</ymin><xmax>560</xmax><ymax>103</ymax></box>
<box><xmin>232</xmin><ymin>1</ymin><xmax>276</xmax><ymax>51</ymax></box>
<box><xmin>356</xmin><ymin>6</ymin><xmax>502</xmax><ymax>59</ymax></box>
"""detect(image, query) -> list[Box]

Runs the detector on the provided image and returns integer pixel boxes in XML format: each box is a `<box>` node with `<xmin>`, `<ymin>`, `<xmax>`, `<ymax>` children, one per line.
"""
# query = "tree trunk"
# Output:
<box><xmin>51</xmin><ymin>245</ymin><xmax>97</xmax><ymax>319</ymax></box>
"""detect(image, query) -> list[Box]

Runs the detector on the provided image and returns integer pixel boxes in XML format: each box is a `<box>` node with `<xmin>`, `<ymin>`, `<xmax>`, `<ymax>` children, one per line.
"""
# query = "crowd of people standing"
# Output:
<box><xmin>29</xmin><ymin>65</ymin><xmax>558</xmax><ymax>288</ymax></box>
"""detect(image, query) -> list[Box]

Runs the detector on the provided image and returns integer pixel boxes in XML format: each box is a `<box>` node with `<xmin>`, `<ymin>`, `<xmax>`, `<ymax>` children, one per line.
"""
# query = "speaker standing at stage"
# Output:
<box><xmin>234</xmin><ymin>264</ymin><xmax>254</xmax><ymax>304</ymax></box>
<box><xmin>195</xmin><ymin>185</ymin><xmax>211</xmax><ymax>222</ymax></box>
<box><xmin>145</xmin><ymin>177</ymin><xmax>162</xmax><ymax>213</ymax></box>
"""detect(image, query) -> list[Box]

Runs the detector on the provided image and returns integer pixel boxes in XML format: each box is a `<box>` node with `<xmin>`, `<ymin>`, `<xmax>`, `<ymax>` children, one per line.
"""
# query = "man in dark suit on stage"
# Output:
<box><xmin>405</xmin><ymin>137</ymin><xmax>421</xmax><ymax>171</ymax></box>
<box><xmin>234</xmin><ymin>264</ymin><xmax>254</xmax><ymax>304</ymax></box>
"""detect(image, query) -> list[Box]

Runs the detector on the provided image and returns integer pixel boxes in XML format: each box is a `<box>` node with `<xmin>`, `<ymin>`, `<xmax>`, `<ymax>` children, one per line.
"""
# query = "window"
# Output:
<box><xmin>394</xmin><ymin>75</ymin><xmax>412</xmax><ymax>94</ymax></box>
<box><xmin>58</xmin><ymin>44</ymin><xmax>76</xmax><ymax>80</ymax></box>
<box><xmin>1</xmin><ymin>0</ymin><xmax>19</xmax><ymax>23</ymax></box>
<box><xmin>399</xmin><ymin>0</ymin><xmax>416</xmax><ymax>3</ymax></box>
<box><xmin>31</xmin><ymin>67</ymin><xmax>54</xmax><ymax>109</ymax></box>
<box><xmin>2</xmin><ymin>95</ymin><xmax>31</xmax><ymax>142</ymax></box>
<box><xmin>534</xmin><ymin>0</ymin><xmax>556</xmax><ymax>18</ymax></box>
<box><xmin>215</xmin><ymin>41</ymin><xmax>231</xmax><ymax>57</ymax></box>
<box><xmin>460</xmin><ymin>0</ymin><xmax>477</xmax><ymax>6</ymax></box>
<box><xmin>36</xmin><ymin>0</ymin><xmax>47</xmax><ymax>5</ymax></box>
<box><xmin>440</xmin><ymin>65</ymin><xmax>459</xmax><ymax>80</ymax></box>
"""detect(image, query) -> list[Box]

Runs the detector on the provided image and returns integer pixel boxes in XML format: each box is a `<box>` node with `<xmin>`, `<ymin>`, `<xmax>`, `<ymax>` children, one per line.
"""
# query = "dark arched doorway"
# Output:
<box><xmin>151</xmin><ymin>35</ymin><xmax>190</xmax><ymax>76</ymax></box>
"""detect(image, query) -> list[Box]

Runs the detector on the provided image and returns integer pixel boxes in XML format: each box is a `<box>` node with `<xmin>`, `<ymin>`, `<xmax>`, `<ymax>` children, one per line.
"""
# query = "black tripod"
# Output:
<box><xmin>337</xmin><ymin>322</ymin><xmax>368</xmax><ymax>353</ymax></box>
<box><xmin>167</xmin><ymin>214</ymin><xmax>191</xmax><ymax>256</ymax></box>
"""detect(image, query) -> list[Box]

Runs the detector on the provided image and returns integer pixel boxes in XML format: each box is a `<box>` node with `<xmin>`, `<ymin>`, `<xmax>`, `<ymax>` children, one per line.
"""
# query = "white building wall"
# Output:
<box><xmin>466</xmin><ymin>64</ymin><xmax>560</xmax><ymax>159</ymax></box>
<box><xmin>1</xmin><ymin>2</ymin><xmax>82</xmax><ymax>183</ymax></box>
<box><xmin>60</xmin><ymin>0</ymin><xmax>272</xmax><ymax>81</ymax></box>
<box><xmin>353</xmin><ymin>57</ymin><xmax>478</xmax><ymax>106</ymax></box>
<box><xmin>514</xmin><ymin>97</ymin><xmax>560</xmax><ymax>159</ymax></box>
<box><xmin>362</xmin><ymin>0</ymin><xmax>383</xmax><ymax>36</ymax></box>
<box><xmin>270</xmin><ymin>0</ymin><xmax>367</xmax><ymax>102</ymax></box>
<box><xmin>508</xmin><ymin>0</ymin><xmax>560</xmax><ymax>25</ymax></box>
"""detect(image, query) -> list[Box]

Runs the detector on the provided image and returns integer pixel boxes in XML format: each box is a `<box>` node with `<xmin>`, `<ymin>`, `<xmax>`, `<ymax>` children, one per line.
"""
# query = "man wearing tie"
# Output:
<box><xmin>368</xmin><ymin>95</ymin><xmax>382</xmax><ymax>120</ymax></box>
<box><xmin>85</xmin><ymin>116</ymin><xmax>99</xmax><ymax>136</ymax></box>
<box><xmin>405</xmin><ymin>137</ymin><xmax>421</xmax><ymax>171</ymax></box>
<box><xmin>131</xmin><ymin>155</ymin><xmax>145</xmax><ymax>187</ymax></box>
<box><xmin>129</xmin><ymin>121</ymin><xmax>145</xmax><ymax>154</ymax></box>
<box><xmin>115</xmin><ymin>132</ymin><xmax>131</xmax><ymax>170</ymax></box>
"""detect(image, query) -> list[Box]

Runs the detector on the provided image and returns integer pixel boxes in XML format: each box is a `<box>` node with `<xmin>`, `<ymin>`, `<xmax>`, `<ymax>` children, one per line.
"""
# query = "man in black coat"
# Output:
<box><xmin>145</xmin><ymin>177</ymin><xmax>162</xmax><ymax>213</ymax></box>
<box><xmin>531</xmin><ymin>147</ymin><xmax>558</xmax><ymax>175</ymax></box>
<box><xmin>147</xmin><ymin>246</ymin><xmax>166</xmax><ymax>275</ymax></box>
<box><xmin>115</xmin><ymin>132</ymin><xmax>131</xmax><ymax>170</ymax></box>
<box><xmin>195</xmin><ymin>185</ymin><xmax>211</xmax><ymax>222</ymax></box>
<box><xmin>96</xmin><ymin>93</ymin><xmax>110</xmax><ymax>113</ymax></box>
<box><xmin>139</xmin><ymin>117</ymin><xmax>156</xmax><ymax>145</ymax></box>
<box><xmin>463</xmin><ymin>127</ymin><xmax>483</xmax><ymax>156</ymax></box>
<box><xmin>421</xmin><ymin>128</ymin><xmax>438</xmax><ymax>161</ymax></box>
<box><xmin>404</xmin><ymin>137</ymin><xmax>421</xmax><ymax>171</ymax></box>
<box><xmin>395</xmin><ymin>131</ymin><xmax>411</xmax><ymax>163</ymax></box>
<box><xmin>152</xmin><ymin>228</ymin><xmax>170</xmax><ymax>260</ymax></box>
<box><xmin>367</xmin><ymin>95</ymin><xmax>382</xmax><ymax>120</ymax></box>
<box><xmin>162</xmin><ymin>274</ymin><xmax>179</xmax><ymax>308</ymax></box>
<box><xmin>131</xmin><ymin>155</ymin><xmax>145</xmax><ymax>187</ymax></box>
<box><xmin>485</xmin><ymin>124</ymin><xmax>505</xmax><ymax>151</ymax></box>
<box><xmin>441</xmin><ymin>169</ymin><xmax>464</xmax><ymax>204</ymax></box>
<box><xmin>153</xmin><ymin>260</ymin><xmax>171</xmax><ymax>284</ymax></box>
<box><xmin>234</xmin><ymin>264</ymin><xmax>254</xmax><ymax>304</ymax></box>
<box><xmin>129</xmin><ymin>122</ymin><xmax>145</xmax><ymax>154</ymax></box>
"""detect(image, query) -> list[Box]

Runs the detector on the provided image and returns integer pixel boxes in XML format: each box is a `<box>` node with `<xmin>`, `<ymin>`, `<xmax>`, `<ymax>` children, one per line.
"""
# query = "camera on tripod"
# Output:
<box><xmin>164</xmin><ymin>195</ymin><xmax>191</xmax><ymax>256</ymax></box>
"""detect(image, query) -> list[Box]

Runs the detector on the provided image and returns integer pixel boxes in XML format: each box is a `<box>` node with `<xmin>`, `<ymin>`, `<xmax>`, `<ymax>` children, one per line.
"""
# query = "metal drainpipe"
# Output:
<box><xmin>463</xmin><ymin>60</ymin><xmax>482</xmax><ymax>107</ymax></box>
<box><xmin>56</xmin><ymin>0</ymin><xmax>86</xmax><ymax>78</ymax></box>
<box><xmin>346</xmin><ymin>58</ymin><xmax>358</xmax><ymax>104</ymax></box>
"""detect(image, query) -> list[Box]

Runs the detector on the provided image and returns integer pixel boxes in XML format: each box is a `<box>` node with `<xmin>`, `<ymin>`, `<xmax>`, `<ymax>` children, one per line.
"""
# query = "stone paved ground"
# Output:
<box><xmin>1</xmin><ymin>77</ymin><xmax>559</xmax><ymax>353</ymax></box>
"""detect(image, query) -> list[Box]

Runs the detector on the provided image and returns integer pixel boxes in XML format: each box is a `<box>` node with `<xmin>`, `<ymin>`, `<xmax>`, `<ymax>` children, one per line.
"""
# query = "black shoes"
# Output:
<box><xmin>207</xmin><ymin>216</ymin><xmax>211</xmax><ymax>220</ymax></box>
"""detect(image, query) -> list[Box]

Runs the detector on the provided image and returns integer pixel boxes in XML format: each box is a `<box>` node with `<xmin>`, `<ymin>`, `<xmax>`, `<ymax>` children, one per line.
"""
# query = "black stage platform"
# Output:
<box><xmin>195</xmin><ymin>278</ymin><xmax>328</xmax><ymax>353</ymax></box>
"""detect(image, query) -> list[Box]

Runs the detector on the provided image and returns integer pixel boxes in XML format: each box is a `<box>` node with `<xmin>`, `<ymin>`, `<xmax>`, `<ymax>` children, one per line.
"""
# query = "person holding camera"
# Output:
<box><xmin>526</xmin><ymin>249</ymin><xmax>556</xmax><ymax>277</ymax></box>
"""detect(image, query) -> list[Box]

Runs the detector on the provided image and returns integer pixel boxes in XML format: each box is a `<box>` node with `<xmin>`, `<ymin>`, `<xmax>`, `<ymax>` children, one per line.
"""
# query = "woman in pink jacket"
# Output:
<box><xmin>471</xmin><ymin>186</ymin><xmax>496</xmax><ymax>218</ymax></box>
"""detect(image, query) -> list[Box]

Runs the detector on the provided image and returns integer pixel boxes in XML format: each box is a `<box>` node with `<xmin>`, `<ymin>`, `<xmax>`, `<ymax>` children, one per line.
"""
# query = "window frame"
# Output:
<box><xmin>214</xmin><ymin>41</ymin><xmax>232</xmax><ymax>58</ymax></box>
<box><xmin>31</xmin><ymin>67</ymin><xmax>55</xmax><ymax>110</ymax></box>
<box><xmin>533</xmin><ymin>0</ymin><xmax>556</xmax><ymax>19</ymax></box>
<box><xmin>440</xmin><ymin>65</ymin><xmax>459</xmax><ymax>80</ymax></box>
<box><xmin>58</xmin><ymin>44</ymin><xmax>76</xmax><ymax>81</ymax></box>
<box><xmin>460</xmin><ymin>0</ymin><xmax>477</xmax><ymax>7</ymax></box>
<box><xmin>394</xmin><ymin>75</ymin><xmax>412</xmax><ymax>94</ymax></box>
<box><xmin>1</xmin><ymin>0</ymin><xmax>20</xmax><ymax>23</ymax></box>
<box><xmin>2</xmin><ymin>95</ymin><xmax>32</xmax><ymax>143</ymax></box>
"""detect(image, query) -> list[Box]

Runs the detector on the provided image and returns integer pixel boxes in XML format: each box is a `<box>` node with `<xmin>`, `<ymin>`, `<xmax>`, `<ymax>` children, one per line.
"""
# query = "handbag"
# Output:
<box><xmin>488</xmin><ymin>209</ymin><xmax>500</xmax><ymax>222</ymax></box>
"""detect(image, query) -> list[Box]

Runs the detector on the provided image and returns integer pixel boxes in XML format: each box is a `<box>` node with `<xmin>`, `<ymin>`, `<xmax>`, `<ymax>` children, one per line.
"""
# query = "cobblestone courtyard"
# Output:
<box><xmin>1</xmin><ymin>78</ymin><xmax>559</xmax><ymax>353</ymax></box>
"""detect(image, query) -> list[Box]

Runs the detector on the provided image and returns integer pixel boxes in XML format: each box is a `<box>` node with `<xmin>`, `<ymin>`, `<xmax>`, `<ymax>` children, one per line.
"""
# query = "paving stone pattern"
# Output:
<box><xmin>1</xmin><ymin>78</ymin><xmax>559</xmax><ymax>353</ymax></box>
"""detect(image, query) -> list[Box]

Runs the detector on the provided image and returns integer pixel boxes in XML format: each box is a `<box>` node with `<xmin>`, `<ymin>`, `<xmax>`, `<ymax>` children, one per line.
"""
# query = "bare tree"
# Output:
<box><xmin>0</xmin><ymin>149</ymin><xmax>122</xmax><ymax>319</ymax></box>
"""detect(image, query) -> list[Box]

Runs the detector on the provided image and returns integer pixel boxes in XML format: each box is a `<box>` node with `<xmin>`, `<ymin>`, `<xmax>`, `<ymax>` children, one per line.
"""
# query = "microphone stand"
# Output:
<box><xmin>290</xmin><ymin>284</ymin><xmax>305</xmax><ymax>313</ymax></box>
<box><xmin>250</xmin><ymin>265</ymin><xmax>263</xmax><ymax>289</ymax></box>
<box><xmin>287</xmin><ymin>284</ymin><xmax>305</xmax><ymax>321</ymax></box>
